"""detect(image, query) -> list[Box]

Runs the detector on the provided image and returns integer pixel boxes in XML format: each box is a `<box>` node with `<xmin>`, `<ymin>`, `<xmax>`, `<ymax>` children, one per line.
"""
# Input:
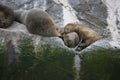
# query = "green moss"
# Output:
<box><xmin>32</xmin><ymin>43</ymin><xmax>75</xmax><ymax>80</ymax></box>
<box><xmin>17</xmin><ymin>38</ymin><xmax>36</xmax><ymax>70</ymax></box>
<box><xmin>80</xmin><ymin>48</ymin><xmax>120</xmax><ymax>80</ymax></box>
<box><xmin>0</xmin><ymin>38</ymin><xmax>75</xmax><ymax>80</ymax></box>
<box><xmin>0</xmin><ymin>40</ymin><xmax>8</xmax><ymax>80</ymax></box>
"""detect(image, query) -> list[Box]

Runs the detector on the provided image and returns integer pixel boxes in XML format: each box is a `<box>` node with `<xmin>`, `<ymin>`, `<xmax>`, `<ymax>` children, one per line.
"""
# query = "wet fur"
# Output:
<box><xmin>62</xmin><ymin>32</ymin><xmax>79</xmax><ymax>48</ymax></box>
<box><xmin>64</xmin><ymin>23</ymin><xmax>101</xmax><ymax>49</ymax></box>
<box><xmin>0</xmin><ymin>4</ymin><xmax>14</xmax><ymax>28</ymax></box>
<box><xmin>14</xmin><ymin>9</ymin><xmax>61</xmax><ymax>37</ymax></box>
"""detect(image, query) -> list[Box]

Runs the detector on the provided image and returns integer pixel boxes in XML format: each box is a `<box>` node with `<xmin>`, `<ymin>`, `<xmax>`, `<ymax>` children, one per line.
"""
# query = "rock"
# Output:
<box><xmin>0</xmin><ymin>32</ymin><xmax>76</xmax><ymax>80</ymax></box>
<box><xmin>0</xmin><ymin>22</ymin><xmax>29</xmax><ymax>44</ymax></box>
<box><xmin>79</xmin><ymin>44</ymin><xmax>120</xmax><ymax>80</ymax></box>
<box><xmin>69</xmin><ymin>0</ymin><xmax>108</xmax><ymax>37</ymax></box>
<box><xmin>46</xmin><ymin>0</ymin><xmax>63</xmax><ymax>26</ymax></box>
<box><xmin>0</xmin><ymin>22</ymin><xmax>65</xmax><ymax>47</ymax></box>
<box><xmin>79</xmin><ymin>39</ymin><xmax>115</xmax><ymax>54</ymax></box>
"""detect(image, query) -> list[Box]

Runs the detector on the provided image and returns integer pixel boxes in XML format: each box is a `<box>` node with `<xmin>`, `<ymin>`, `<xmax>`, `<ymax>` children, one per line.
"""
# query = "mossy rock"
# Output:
<box><xmin>0</xmin><ymin>38</ymin><xmax>75</xmax><ymax>80</ymax></box>
<box><xmin>80</xmin><ymin>48</ymin><xmax>120</xmax><ymax>80</ymax></box>
<box><xmin>0</xmin><ymin>40</ymin><xmax>8</xmax><ymax>80</ymax></box>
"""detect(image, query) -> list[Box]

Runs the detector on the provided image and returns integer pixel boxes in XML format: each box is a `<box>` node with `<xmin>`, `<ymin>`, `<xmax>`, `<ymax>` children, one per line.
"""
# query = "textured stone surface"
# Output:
<box><xmin>79</xmin><ymin>39</ymin><xmax>117</xmax><ymax>54</ymax></box>
<box><xmin>69</xmin><ymin>0</ymin><xmax>108</xmax><ymax>36</ymax></box>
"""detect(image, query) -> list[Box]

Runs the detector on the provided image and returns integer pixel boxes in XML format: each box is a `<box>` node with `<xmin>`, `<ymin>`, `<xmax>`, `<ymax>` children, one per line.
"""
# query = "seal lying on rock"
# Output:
<box><xmin>63</xmin><ymin>23</ymin><xmax>101</xmax><ymax>50</ymax></box>
<box><xmin>14</xmin><ymin>9</ymin><xmax>61</xmax><ymax>37</ymax></box>
<box><xmin>62</xmin><ymin>32</ymin><xmax>80</xmax><ymax>48</ymax></box>
<box><xmin>0</xmin><ymin>4</ymin><xmax>14</xmax><ymax>28</ymax></box>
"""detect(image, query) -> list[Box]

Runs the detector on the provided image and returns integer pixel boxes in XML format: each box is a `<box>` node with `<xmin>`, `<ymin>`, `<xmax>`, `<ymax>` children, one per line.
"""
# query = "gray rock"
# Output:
<box><xmin>45</xmin><ymin>0</ymin><xmax>63</xmax><ymax>26</ymax></box>
<box><xmin>79</xmin><ymin>39</ymin><xmax>118</xmax><ymax>54</ymax></box>
<box><xmin>70</xmin><ymin>0</ymin><xmax>108</xmax><ymax>37</ymax></box>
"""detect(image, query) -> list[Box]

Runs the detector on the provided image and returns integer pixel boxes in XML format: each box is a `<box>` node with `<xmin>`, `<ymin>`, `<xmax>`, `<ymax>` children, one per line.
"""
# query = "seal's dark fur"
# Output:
<box><xmin>0</xmin><ymin>4</ymin><xmax>14</xmax><ymax>28</ymax></box>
